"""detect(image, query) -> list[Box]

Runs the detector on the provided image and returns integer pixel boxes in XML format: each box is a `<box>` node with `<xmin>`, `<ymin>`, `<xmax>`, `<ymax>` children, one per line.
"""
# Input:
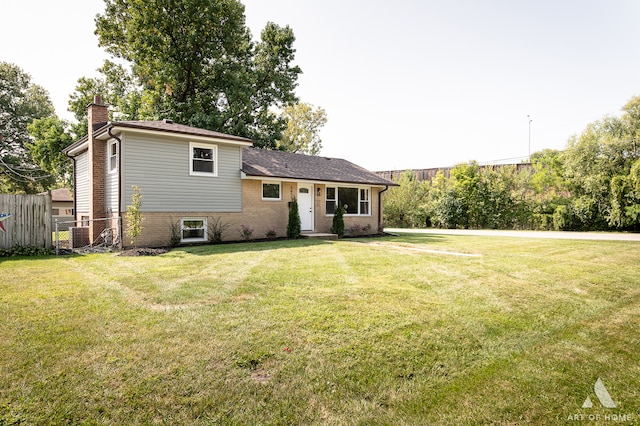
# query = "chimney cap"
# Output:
<box><xmin>91</xmin><ymin>94</ymin><xmax>105</xmax><ymax>106</ymax></box>
<box><xmin>163</xmin><ymin>118</ymin><xmax>174</xmax><ymax>124</ymax></box>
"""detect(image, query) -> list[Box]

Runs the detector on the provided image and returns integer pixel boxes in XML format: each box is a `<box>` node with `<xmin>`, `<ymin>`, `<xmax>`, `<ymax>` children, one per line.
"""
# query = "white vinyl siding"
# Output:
<box><xmin>121</xmin><ymin>134</ymin><xmax>242</xmax><ymax>212</ymax></box>
<box><xmin>75</xmin><ymin>151</ymin><xmax>89</xmax><ymax>214</ymax></box>
<box><xmin>105</xmin><ymin>140</ymin><xmax>119</xmax><ymax>213</ymax></box>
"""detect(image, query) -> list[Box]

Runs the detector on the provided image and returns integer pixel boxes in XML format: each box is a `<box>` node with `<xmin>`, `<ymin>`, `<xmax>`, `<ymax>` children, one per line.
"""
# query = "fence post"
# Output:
<box><xmin>118</xmin><ymin>216</ymin><xmax>123</xmax><ymax>250</ymax></box>
<box><xmin>55</xmin><ymin>219</ymin><xmax>59</xmax><ymax>255</ymax></box>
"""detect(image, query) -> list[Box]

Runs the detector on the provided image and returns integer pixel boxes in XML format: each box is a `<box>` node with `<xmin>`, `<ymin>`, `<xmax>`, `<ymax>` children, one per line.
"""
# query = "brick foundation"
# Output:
<box><xmin>120</xmin><ymin>181</ymin><xmax>384</xmax><ymax>247</ymax></box>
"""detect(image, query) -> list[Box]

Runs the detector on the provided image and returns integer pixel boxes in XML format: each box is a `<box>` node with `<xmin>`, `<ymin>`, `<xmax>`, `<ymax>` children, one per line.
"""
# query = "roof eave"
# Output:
<box><xmin>98</xmin><ymin>123</ymin><xmax>253</xmax><ymax>146</ymax></box>
<box><xmin>241</xmin><ymin>172</ymin><xmax>397</xmax><ymax>187</ymax></box>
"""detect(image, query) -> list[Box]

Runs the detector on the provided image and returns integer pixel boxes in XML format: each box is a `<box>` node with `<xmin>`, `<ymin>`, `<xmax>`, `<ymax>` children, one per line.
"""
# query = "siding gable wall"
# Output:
<box><xmin>75</xmin><ymin>151</ymin><xmax>89</xmax><ymax>214</ymax></box>
<box><xmin>120</xmin><ymin>133</ymin><xmax>242</xmax><ymax>212</ymax></box>
<box><xmin>105</xmin><ymin>140</ymin><xmax>119</xmax><ymax>213</ymax></box>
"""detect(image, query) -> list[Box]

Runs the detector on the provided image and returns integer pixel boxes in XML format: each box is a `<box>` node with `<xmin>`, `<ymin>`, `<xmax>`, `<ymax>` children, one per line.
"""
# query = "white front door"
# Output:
<box><xmin>298</xmin><ymin>184</ymin><xmax>314</xmax><ymax>231</ymax></box>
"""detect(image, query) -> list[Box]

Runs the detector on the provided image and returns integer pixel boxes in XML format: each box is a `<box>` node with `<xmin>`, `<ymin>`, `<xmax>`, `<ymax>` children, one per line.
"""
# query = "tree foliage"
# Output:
<box><xmin>26</xmin><ymin>116</ymin><xmax>74</xmax><ymax>188</ymax></box>
<box><xmin>0</xmin><ymin>62</ymin><xmax>56</xmax><ymax>193</ymax></box>
<box><xmin>126</xmin><ymin>185</ymin><xmax>144</xmax><ymax>247</ymax></box>
<box><xmin>277</xmin><ymin>103</ymin><xmax>327</xmax><ymax>155</ymax></box>
<box><xmin>561</xmin><ymin>96</ymin><xmax>640</xmax><ymax>230</ymax></box>
<box><xmin>88</xmin><ymin>0</ymin><xmax>302</xmax><ymax>148</ymax></box>
<box><xmin>385</xmin><ymin>96</ymin><xmax>640</xmax><ymax>233</ymax></box>
<box><xmin>383</xmin><ymin>171</ymin><xmax>429</xmax><ymax>227</ymax></box>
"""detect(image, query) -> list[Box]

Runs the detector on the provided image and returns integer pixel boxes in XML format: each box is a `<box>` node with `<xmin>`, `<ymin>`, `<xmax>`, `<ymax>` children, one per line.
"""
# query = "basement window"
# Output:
<box><xmin>181</xmin><ymin>218</ymin><xmax>207</xmax><ymax>242</ymax></box>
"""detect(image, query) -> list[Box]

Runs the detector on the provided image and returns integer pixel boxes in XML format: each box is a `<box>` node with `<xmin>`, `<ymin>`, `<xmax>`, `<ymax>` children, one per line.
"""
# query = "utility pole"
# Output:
<box><xmin>527</xmin><ymin>115</ymin><xmax>532</xmax><ymax>162</ymax></box>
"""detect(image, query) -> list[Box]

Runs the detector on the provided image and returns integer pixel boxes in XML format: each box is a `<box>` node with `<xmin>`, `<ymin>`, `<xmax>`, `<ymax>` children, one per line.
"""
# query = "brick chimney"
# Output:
<box><xmin>88</xmin><ymin>95</ymin><xmax>108</xmax><ymax>242</ymax></box>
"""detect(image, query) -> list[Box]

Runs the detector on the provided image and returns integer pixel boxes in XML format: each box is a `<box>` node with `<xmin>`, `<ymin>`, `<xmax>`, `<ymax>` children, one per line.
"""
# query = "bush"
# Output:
<box><xmin>169</xmin><ymin>220</ymin><xmax>181</xmax><ymax>247</ymax></box>
<box><xmin>239</xmin><ymin>225</ymin><xmax>254</xmax><ymax>241</ymax></box>
<box><xmin>126</xmin><ymin>185</ymin><xmax>144</xmax><ymax>247</ymax></box>
<box><xmin>0</xmin><ymin>245</ymin><xmax>54</xmax><ymax>257</ymax></box>
<box><xmin>287</xmin><ymin>197</ymin><xmax>301</xmax><ymax>239</ymax></box>
<box><xmin>331</xmin><ymin>205</ymin><xmax>345</xmax><ymax>237</ymax></box>
<box><xmin>265</xmin><ymin>228</ymin><xmax>277</xmax><ymax>239</ymax></box>
<box><xmin>208</xmin><ymin>217</ymin><xmax>228</xmax><ymax>243</ymax></box>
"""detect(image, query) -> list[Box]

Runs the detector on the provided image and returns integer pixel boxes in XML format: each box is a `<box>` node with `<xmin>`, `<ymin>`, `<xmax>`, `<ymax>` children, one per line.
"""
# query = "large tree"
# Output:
<box><xmin>561</xmin><ymin>96</ymin><xmax>640</xmax><ymax>230</ymax></box>
<box><xmin>27</xmin><ymin>116</ymin><xmax>74</xmax><ymax>188</ymax></box>
<box><xmin>89</xmin><ymin>0</ymin><xmax>301</xmax><ymax>148</ymax></box>
<box><xmin>0</xmin><ymin>62</ymin><xmax>55</xmax><ymax>193</ymax></box>
<box><xmin>276</xmin><ymin>102</ymin><xmax>327</xmax><ymax>155</ymax></box>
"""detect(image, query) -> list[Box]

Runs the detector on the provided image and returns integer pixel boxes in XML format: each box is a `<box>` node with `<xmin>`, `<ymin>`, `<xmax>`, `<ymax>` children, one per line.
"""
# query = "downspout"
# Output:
<box><xmin>108</xmin><ymin>127</ymin><xmax>123</xmax><ymax>249</ymax></box>
<box><xmin>378</xmin><ymin>185</ymin><xmax>389</xmax><ymax>232</ymax></box>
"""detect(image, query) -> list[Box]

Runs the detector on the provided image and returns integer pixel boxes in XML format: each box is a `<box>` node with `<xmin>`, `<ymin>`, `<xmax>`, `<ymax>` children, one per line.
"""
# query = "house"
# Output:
<box><xmin>63</xmin><ymin>96</ymin><xmax>397</xmax><ymax>247</ymax></box>
<box><xmin>50</xmin><ymin>188</ymin><xmax>74</xmax><ymax>222</ymax></box>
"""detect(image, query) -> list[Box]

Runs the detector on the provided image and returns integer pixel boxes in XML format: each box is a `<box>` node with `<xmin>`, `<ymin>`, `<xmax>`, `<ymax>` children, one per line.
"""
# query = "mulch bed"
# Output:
<box><xmin>118</xmin><ymin>247</ymin><xmax>169</xmax><ymax>257</ymax></box>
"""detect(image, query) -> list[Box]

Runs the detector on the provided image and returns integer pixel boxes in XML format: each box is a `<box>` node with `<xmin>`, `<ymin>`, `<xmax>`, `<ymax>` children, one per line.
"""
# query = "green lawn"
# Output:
<box><xmin>1</xmin><ymin>234</ymin><xmax>639</xmax><ymax>425</ymax></box>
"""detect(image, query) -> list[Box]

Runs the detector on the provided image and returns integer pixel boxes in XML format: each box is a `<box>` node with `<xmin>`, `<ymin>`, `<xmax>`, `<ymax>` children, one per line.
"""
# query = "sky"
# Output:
<box><xmin>3</xmin><ymin>0</ymin><xmax>640</xmax><ymax>171</ymax></box>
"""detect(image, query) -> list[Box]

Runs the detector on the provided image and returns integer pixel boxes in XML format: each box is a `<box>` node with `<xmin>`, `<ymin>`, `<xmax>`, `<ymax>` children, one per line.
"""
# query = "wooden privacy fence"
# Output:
<box><xmin>0</xmin><ymin>193</ymin><xmax>52</xmax><ymax>249</ymax></box>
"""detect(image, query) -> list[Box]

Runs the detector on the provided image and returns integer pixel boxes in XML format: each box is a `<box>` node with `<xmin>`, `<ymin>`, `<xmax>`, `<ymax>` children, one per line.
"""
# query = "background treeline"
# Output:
<box><xmin>384</xmin><ymin>96</ymin><xmax>640</xmax><ymax>232</ymax></box>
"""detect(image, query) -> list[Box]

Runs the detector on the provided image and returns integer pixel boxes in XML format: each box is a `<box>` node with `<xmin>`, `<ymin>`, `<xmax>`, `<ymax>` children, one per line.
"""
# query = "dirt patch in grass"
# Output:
<box><xmin>118</xmin><ymin>247</ymin><xmax>169</xmax><ymax>256</ymax></box>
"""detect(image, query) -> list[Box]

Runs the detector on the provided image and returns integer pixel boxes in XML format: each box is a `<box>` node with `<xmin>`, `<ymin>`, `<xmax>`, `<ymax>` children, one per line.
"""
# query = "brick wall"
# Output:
<box><xmin>88</xmin><ymin>95</ymin><xmax>108</xmax><ymax>241</ymax></box>
<box><xmin>314</xmin><ymin>184</ymin><xmax>381</xmax><ymax>234</ymax></box>
<box><xmin>121</xmin><ymin>181</ymin><xmax>384</xmax><ymax>247</ymax></box>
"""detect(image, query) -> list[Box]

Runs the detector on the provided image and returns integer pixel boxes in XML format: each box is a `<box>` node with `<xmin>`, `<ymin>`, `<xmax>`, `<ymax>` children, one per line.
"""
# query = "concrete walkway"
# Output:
<box><xmin>384</xmin><ymin>228</ymin><xmax>640</xmax><ymax>242</ymax></box>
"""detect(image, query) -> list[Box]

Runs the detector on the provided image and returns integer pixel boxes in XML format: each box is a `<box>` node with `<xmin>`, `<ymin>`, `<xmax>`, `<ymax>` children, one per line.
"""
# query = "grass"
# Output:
<box><xmin>1</xmin><ymin>234</ymin><xmax>639</xmax><ymax>424</ymax></box>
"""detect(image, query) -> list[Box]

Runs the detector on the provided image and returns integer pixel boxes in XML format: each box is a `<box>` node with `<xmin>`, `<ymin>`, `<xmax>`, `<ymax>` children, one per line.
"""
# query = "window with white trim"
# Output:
<box><xmin>326</xmin><ymin>187</ymin><xmax>336</xmax><ymax>214</ymax></box>
<box><xmin>108</xmin><ymin>140</ymin><xmax>117</xmax><ymax>173</ymax></box>
<box><xmin>189</xmin><ymin>142</ymin><xmax>217</xmax><ymax>176</ymax></box>
<box><xmin>181</xmin><ymin>218</ymin><xmax>207</xmax><ymax>242</ymax></box>
<box><xmin>262</xmin><ymin>182</ymin><xmax>281</xmax><ymax>200</ymax></box>
<box><xmin>360</xmin><ymin>188</ymin><xmax>370</xmax><ymax>215</ymax></box>
<box><xmin>326</xmin><ymin>186</ymin><xmax>371</xmax><ymax>216</ymax></box>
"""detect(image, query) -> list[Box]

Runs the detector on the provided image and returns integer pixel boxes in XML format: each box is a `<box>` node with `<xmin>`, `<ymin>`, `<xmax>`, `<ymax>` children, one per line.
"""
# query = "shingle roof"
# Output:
<box><xmin>242</xmin><ymin>148</ymin><xmax>397</xmax><ymax>186</ymax></box>
<box><xmin>104</xmin><ymin>120</ymin><xmax>253</xmax><ymax>144</ymax></box>
<box><xmin>63</xmin><ymin>119</ymin><xmax>396</xmax><ymax>186</ymax></box>
<box><xmin>64</xmin><ymin>120</ymin><xmax>252</xmax><ymax>154</ymax></box>
<box><xmin>50</xmin><ymin>188</ymin><xmax>73</xmax><ymax>202</ymax></box>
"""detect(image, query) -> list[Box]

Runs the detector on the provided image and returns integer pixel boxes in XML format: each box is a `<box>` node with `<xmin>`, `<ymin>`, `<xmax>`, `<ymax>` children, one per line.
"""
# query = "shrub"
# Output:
<box><xmin>125</xmin><ymin>185</ymin><xmax>144</xmax><ymax>247</ymax></box>
<box><xmin>0</xmin><ymin>245</ymin><xmax>54</xmax><ymax>257</ymax></box>
<box><xmin>239</xmin><ymin>225</ymin><xmax>254</xmax><ymax>241</ymax></box>
<box><xmin>348</xmin><ymin>224</ymin><xmax>363</xmax><ymax>236</ymax></box>
<box><xmin>287</xmin><ymin>197</ymin><xmax>301</xmax><ymax>239</ymax></box>
<box><xmin>169</xmin><ymin>219</ymin><xmax>181</xmax><ymax>247</ymax></box>
<box><xmin>347</xmin><ymin>223</ymin><xmax>372</xmax><ymax>236</ymax></box>
<box><xmin>265</xmin><ymin>228</ymin><xmax>277</xmax><ymax>239</ymax></box>
<box><xmin>331</xmin><ymin>205</ymin><xmax>345</xmax><ymax>237</ymax></box>
<box><xmin>208</xmin><ymin>217</ymin><xmax>228</xmax><ymax>243</ymax></box>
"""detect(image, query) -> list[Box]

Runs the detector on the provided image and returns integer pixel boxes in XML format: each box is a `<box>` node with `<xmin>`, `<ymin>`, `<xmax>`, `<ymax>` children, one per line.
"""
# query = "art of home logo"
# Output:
<box><xmin>567</xmin><ymin>377</ymin><xmax>634</xmax><ymax>422</ymax></box>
